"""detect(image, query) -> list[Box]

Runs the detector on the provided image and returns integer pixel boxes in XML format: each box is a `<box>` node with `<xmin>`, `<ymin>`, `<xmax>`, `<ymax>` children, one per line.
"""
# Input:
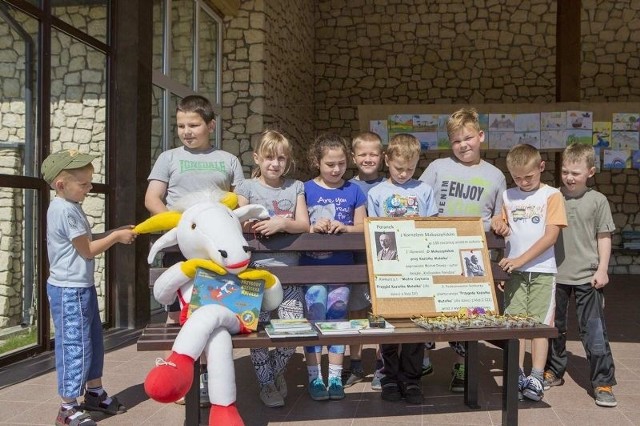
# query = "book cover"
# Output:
<box><xmin>188</xmin><ymin>267</ymin><xmax>264</xmax><ymax>331</ymax></box>
<box><xmin>264</xmin><ymin>324</ymin><xmax>318</xmax><ymax>339</ymax></box>
<box><xmin>269</xmin><ymin>319</ymin><xmax>313</xmax><ymax>331</ymax></box>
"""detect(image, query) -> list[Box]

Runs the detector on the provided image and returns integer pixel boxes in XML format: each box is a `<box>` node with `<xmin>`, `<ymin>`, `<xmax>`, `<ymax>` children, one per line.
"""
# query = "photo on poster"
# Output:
<box><xmin>611</xmin><ymin>131</ymin><xmax>640</xmax><ymax>150</ymax></box>
<box><xmin>592</xmin><ymin>121</ymin><xmax>611</xmax><ymax>148</ymax></box>
<box><xmin>603</xmin><ymin>149</ymin><xmax>631</xmax><ymax>170</ymax></box>
<box><xmin>515</xmin><ymin>113</ymin><xmax>541</xmax><ymax>132</ymax></box>
<box><xmin>566</xmin><ymin>110</ymin><xmax>593</xmax><ymax>130</ymax></box>
<box><xmin>375</xmin><ymin>231</ymin><xmax>399</xmax><ymax>261</ymax></box>
<box><xmin>612</xmin><ymin>113</ymin><xmax>640</xmax><ymax>131</ymax></box>
<box><xmin>369</xmin><ymin>120</ymin><xmax>389</xmax><ymax>145</ymax></box>
<box><xmin>540</xmin><ymin>130</ymin><xmax>566</xmax><ymax>149</ymax></box>
<box><xmin>541</xmin><ymin>111</ymin><xmax>566</xmax><ymax>130</ymax></box>
<box><xmin>488</xmin><ymin>114</ymin><xmax>515</xmax><ymax>131</ymax></box>
<box><xmin>461</xmin><ymin>250</ymin><xmax>485</xmax><ymax>277</ymax></box>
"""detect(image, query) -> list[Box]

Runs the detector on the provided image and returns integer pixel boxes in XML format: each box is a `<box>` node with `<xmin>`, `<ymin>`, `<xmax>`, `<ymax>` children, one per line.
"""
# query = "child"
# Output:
<box><xmin>344</xmin><ymin>131</ymin><xmax>386</xmax><ymax>389</ymax></box>
<box><xmin>491</xmin><ymin>143</ymin><xmax>567</xmax><ymax>402</ymax></box>
<box><xmin>144</xmin><ymin>95</ymin><xmax>244</xmax><ymax>405</ymax></box>
<box><xmin>368</xmin><ymin>133</ymin><xmax>438</xmax><ymax>405</ymax></box>
<box><xmin>544</xmin><ymin>143</ymin><xmax>617</xmax><ymax>407</ymax></box>
<box><xmin>235</xmin><ymin>130</ymin><xmax>309</xmax><ymax>408</ymax></box>
<box><xmin>301</xmin><ymin>133</ymin><xmax>367</xmax><ymax>401</ymax></box>
<box><xmin>42</xmin><ymin>150</ymin><xmax>137</xmax><ymax>426</ymax></box>
<box><xmin>419</xmin><ymin>108</ymin><xmax>506</xmax><ymax>392</ymax></box>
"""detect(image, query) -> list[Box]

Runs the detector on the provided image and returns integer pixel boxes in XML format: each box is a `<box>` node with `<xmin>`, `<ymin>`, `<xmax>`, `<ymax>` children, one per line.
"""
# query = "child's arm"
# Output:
<box><xmin>592</xmin><ymin>231</ymin><xmax>612</xmax><ymax>289</ymax></box>
<box><xmin>73</xmin><ymin>226</ymin><xmax>137</xmax><ymax>259</ymax></box>
<box><xmin>328</xmin><ymin>205</ymin><xmax>366</xmax><ymax>234</ymax></box>
<box><xmin>498</xmin><ymin>224</ymin><xmax>560</xmax><ymax>272</ymax></box>
<box><xmin>491</xmin><ymin>207</ymin><xmax>510</xmax><ymax>237</ymax></box>
<box><xmin>145</xmin><ymin>180</ymin><xmax>169</xmax><ymax>215</ymax></box>
<box><xmin>251</xmin><ymin>194</ymin><xmax>310</xmax><ymax>236</ymax></box>
<box><xmin>235</xmin><ymin>193</ymin><xmax>257</xmax><ymax>233</ymax></box>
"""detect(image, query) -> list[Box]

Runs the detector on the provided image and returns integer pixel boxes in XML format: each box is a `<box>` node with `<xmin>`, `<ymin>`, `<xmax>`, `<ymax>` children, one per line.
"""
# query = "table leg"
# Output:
<box><xmin>464</xmin><ymin>341</ymin><xmax>480</xmax><ymax>409</ymax></box>
<box><xmin>502</xmin><ymin>339</ymin><xmax>519</xmax><ymax>426</ymax></box>
<box><xmin>184</xmin><ymin>361</ymin><xmax>200</xmax><ymax>426</ymax></box>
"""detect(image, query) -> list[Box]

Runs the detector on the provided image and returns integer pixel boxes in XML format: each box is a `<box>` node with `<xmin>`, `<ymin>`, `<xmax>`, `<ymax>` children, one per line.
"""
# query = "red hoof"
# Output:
<box><xmin>210</xmin><ymin>403</ymin><xmax>244</xmax><ymax>426</ymax></box>
<box><xmin>144</xmin><ymin>352</ymin><xmax>195</xmax><ymax>403</ymax></box>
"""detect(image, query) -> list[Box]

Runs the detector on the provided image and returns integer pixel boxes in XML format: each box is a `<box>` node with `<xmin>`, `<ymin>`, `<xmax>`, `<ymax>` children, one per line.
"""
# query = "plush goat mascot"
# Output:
<box><xmin>134</xmin><ymin>191</ymin><xmax>283</xmax><ymax>426</ymax></box>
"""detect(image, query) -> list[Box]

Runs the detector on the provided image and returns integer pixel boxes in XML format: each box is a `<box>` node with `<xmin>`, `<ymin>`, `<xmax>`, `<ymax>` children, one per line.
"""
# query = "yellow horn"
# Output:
<box><xmin>134</xmin><ymin>211</ymin><xmax>182</xmax><ymax>234</ymax></box>
<box><xmin>220</xmin><ymin>192</ymin><xmax>238</xmax><ymax>209</ymax></box>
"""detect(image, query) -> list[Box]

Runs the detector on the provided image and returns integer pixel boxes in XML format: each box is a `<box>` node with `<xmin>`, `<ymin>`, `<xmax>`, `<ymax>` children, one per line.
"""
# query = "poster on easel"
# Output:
<box><xmin>364</xmin><ymin>217</ymin><xmax>498</xmax><ymax>318</ymax></box>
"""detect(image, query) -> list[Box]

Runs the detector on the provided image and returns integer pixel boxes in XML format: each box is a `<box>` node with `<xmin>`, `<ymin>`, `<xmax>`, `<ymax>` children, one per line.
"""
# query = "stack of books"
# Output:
<box><xmin>315</xmin><ymin>319</ymin><xmax>395</xmax><ymax>335</ymax></box>
<box><xmin>265</xmin><ymin>319</ymin><xmax>318</xmax><ymax>338</ymax></box>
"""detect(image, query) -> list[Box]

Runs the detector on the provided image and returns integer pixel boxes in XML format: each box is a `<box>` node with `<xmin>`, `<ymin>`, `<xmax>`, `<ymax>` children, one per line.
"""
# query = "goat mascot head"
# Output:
<box><xmin>134</xmin><ymin>191</ymin><xmax>283</xmax><ymax>426</ymax></box>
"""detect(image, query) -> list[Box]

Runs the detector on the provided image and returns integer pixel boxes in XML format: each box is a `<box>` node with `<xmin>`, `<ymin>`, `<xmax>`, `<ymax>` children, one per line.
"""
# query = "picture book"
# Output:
<box><xmin>269</xmin><ymin>318</ymin><xmax>313</xmax><ymax>331</ymax></box>
<box><xmin>315</xmin><ymin>320</ymin><xmax>368</xmax><ymax>335</ymax></box>
<box><xmin>264</xmin><ymin>324</ymin><xmax>318</xmax><ymax>339</ymax></box>
<box><xmin>188</xmin><ymin>267</ymin><xmax>264</xmax><ymax>331</ymax></box>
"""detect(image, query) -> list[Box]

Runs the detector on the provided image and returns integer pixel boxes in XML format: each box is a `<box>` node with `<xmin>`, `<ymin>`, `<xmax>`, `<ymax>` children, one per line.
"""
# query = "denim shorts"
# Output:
<box><xmin>47</xmin><ymin>283</ymin><xmax>104</xmax><ymax>398</ymax></box>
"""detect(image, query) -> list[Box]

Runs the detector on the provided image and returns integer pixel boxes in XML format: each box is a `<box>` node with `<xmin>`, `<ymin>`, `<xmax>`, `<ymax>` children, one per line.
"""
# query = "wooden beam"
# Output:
<box><xmin>205</xmin><ymin>0</ymin><xmax>240</xmax><ymax>16</ymax></box>
<box><xmin>556</xmin><ymin>0</ymin><xmax>581</xmax><ymax>102</ymax></box>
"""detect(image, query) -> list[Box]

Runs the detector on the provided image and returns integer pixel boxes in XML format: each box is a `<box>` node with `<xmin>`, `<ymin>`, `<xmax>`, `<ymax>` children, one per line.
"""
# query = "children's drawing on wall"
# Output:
<box><xmin>388</xmin><ymin>114</ymin><xmax>414</xmax><ymax>133</ymax></box>
<box><xmin>516</xmin><ymin>131</ymin><xmax>541</xmax><ymax>149</ymax></box>
<box><xmin>612</xmin><ymin>112</ymin><xmax>640</xmax><ymax>131</ymax></box>
<box><xmin>540</xmin><ymin>130</ymin><xmax>566</xmax><ymax>149</ymax></box>
<box><xmin>369</xmin><ymin>120</ymin><xmax>389</xmax><ymax>145</ymax></box>
<box><xmin>592</xmin><ymin>121</ymin><xmax>611</xmax><ymax>148</ymax></box>
<box><xmin>515</xmin><ymin>113</ymin><xmax>541</xmax><ymax>133</ymax></box>
<box><xmin>411</xmin><ymin>132</ymin><xmax>438</xmax><ymax>151</ymax></box>
<box><xmin>541</xmin><ymin>111</ymin><xmax>566</xmax><ymax>130</ymax></box>
<box><xmin>412</xmin><ymin>114</ymin><xmax>439</xmax><ymax>132</ymax></box>
<box><xmin>632</xmin><ymin>150</ymin><xmax>640</xmax><ymax>169</ymax></box>
<box><xmin>566</xmin><ymin>110</ymin><xmax>593</xmax><ymax>130</ymax></box>
<box><xmin>489</xmin><ymin>131</ymin><xmax>517</xmax><ymax>150</ymax></box>
<box><xmin>488</xmin><ymin>113</ymin><xmax>515</xmax><ymax>131</ymax></box>
<box><xmin>461</xmin><ymin>250</ymin><xmax>485</xmax><ymax>277</ymax></box>
<box><xmin>603</xmin><ymin>149</ymin><xmax>631</xmax><ymax>170</ymax></box>
<box><xmin>375</xmin><ymin>231</ymin><xmax>398</xmax><ymax>261</ymax></box>
<box><xmin>611</xmin><ymin>131</ymin><xmax>640</xmax><ymax>150</ymax></box>
<box><xmin>566</xmin><ymin>129</ymin><xmax>592</xmax><ymax>146</ymax></box>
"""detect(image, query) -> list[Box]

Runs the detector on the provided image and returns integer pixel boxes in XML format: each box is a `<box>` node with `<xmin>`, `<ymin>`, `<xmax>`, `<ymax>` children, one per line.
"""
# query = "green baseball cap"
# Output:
<box><xmin>41</xmin><ymin>149</ymin><xmax>98</xmax><ymax>184</ymax></box>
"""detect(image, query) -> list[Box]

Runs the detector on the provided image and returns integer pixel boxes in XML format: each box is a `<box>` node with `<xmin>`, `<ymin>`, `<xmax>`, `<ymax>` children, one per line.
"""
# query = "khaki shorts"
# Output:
<box><xmin>504</xmin><ymin>271</ymin><xmax>555</xmax><ymax>325</ymax></box>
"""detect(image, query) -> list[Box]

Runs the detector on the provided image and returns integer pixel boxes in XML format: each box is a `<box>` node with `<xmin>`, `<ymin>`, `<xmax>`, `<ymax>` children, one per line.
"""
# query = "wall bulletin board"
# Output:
<box><xmin>365</xmin><ymin>217</ymin><xmax>498</xmax><ymax>319</ymax></box>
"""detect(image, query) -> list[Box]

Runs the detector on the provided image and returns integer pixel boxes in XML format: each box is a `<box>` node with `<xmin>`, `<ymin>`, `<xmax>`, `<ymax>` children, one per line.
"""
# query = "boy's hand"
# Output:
<box><xmin>491</xmin><ymin>217</ymin><xmax>511</xmax><ymax>236</ymax></box>
<box><xmin>114</xmin><ymin>226</ymin><xmax>137</xmax><ymax>244</ymax></box>
<box><xmin>498</xmin><ymin>257</ymin><xmax>523</xmax><ymax>273</ymax></box>
<box><xmin>592</xmin><ymin>270</ymin><xmax>609</xmax><ymax>289</ymax></box>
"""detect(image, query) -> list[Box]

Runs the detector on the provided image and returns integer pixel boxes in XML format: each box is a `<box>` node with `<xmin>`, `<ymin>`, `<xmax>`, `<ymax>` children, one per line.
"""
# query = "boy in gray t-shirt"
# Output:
<box><xmin>418</xmin><ymin>108</ymin><xmax>506</xmax><ymax>392</ymax></box>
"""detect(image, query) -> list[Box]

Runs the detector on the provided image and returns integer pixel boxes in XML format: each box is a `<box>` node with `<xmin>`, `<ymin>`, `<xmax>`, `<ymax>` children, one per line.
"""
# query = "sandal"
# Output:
<box><xmin>55</xmin><ymin>406</ymin><xmax>97</xmax><ymax>426</ymax></box>
<box><xmin>83</xmin><ymin>391</ymin><xmax>127</xmax><ymax>415</ymax></box>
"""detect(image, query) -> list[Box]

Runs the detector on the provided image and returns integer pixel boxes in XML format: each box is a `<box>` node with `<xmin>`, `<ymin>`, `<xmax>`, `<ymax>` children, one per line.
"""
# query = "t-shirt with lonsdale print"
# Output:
<box><xmin>501</xmin><ymin>183</ymin><xmax>568</xmax><ymax>273</ymax></box>
<box><xmin>419</xmin><ymin>157</ymin><xmax>506</xmax><ymax>232</ymax></box>
<box><xmin>148</xmin><ymin>146</ymin><xmax>244</xmax><ymax>209</ymax></box>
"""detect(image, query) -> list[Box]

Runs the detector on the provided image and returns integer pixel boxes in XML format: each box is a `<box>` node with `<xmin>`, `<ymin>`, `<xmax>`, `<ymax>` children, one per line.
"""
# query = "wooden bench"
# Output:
<box><xmin>138</xmin><ymin>232</ymin><xmax>557</xmax><ymax>426</ymax></box>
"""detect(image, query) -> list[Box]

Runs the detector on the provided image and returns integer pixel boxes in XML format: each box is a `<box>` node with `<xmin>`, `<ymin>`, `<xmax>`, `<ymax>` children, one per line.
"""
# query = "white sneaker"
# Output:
<box><xmin>200</xmin><ymin>372</ymin><xmax>210</xmax><ymax>407</ymax></box>
<box><xmin>371</xmin><ymin>369</ymin><xmax>384</xmax><ymax>391</ymax></box>
<box><xmin>260</xmin><ymin>383</ymin><xmax>285</xmax><ymax>407</ymax></box>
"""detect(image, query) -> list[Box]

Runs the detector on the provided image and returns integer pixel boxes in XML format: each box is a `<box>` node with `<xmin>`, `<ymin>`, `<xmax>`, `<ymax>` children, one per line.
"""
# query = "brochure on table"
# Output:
<box><xmin>364</xmin><ymin>217</ymin><xmax>498</xmax><ymax>318</ymax></box>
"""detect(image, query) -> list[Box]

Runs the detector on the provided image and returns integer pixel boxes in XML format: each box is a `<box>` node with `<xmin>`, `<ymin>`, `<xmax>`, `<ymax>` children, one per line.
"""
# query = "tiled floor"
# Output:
<box><xmin>1</xmin><ymin>275</ymin><xmax>639</xmax><ymax>425</ymax></box>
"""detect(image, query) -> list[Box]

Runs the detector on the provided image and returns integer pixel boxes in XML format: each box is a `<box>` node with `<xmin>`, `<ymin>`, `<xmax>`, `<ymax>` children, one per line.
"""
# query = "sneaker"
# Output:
<box><xmin>308</xmin><ymin>377</ymin><xmax>329</xmax><ymax>401</ymax></box>
<box><xmin>371</xmin><ymin>369</ymin><xmax>384</xmax><ymax>391</ymax></box>
<box><xmin>56</xmin><ymin>406</ymin><xmax>96</xmax><ymax>426</ymax></box>
<box><xmin>543</xmin><ymin>370</ymin><xmax>564</xmax><ymax>390</ymax></box>
<box><xmin>403</xmin><ymin>383</ymin><xmax>424</xmax><ymax>405</ymax></box>
<box><xmin>328</xmin><ymin>376</ymin><xmax>345</xmax><ymax>400</ymax></box>
<box><xmin>449</xmin><ymin>363</ymin><xmax>465</xmax><ymax>393</ymax></box>
<box><xmin>200</xmin><ymin>372</ymin><xmax>210</xmax><ymax>407</ymax></box>
<box><xmin>517</xmin><ymin>371</ymin><xmax>528</xmax><ymax>401</ymax></box>
<box><xmin>344</xmin><ymin>369</ymin><xmax>365</xmax><ymax>387</ymax></box>
<box><xmin>381</xmin><ymin>382</ymin><xmax>402</xmax><ymax>402</ymax></box>
<box><xmin>421</xmin><ymin>363</ymin><xmax>434</xmax><ymax>377</ymax></box>
<box><xmin>522</xmin><ymin>375</ymin><xmax>544</xmax><ymax>402</ymax></box>
<box><xmin>259</xmin><ymin>382</ymin><xmax>285</xmax><ymax>408</ymax></box>
<box><xmin>594</xmin><ymin>386</ymin><xmax>618</xmax><ymax>407</ymax></box>
<box><xmin>275</xmin><ymin>372</ymin><xmax>288</xmax><ymax>398</ymax></box>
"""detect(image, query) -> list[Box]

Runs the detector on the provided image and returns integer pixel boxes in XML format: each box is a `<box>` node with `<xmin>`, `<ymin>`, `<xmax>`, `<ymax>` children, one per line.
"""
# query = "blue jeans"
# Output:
<box><xmin>47</xmin><ymin>284</ymin><xmax>104</xmax><ymax>398</ymax></box>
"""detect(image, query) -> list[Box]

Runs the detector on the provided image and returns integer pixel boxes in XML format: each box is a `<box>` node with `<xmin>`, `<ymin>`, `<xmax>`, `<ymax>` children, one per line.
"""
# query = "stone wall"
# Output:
<box><xmin>222</xmin><ymin>0</ymin><xmax>315</xmax><ymax>178</ymax></box>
